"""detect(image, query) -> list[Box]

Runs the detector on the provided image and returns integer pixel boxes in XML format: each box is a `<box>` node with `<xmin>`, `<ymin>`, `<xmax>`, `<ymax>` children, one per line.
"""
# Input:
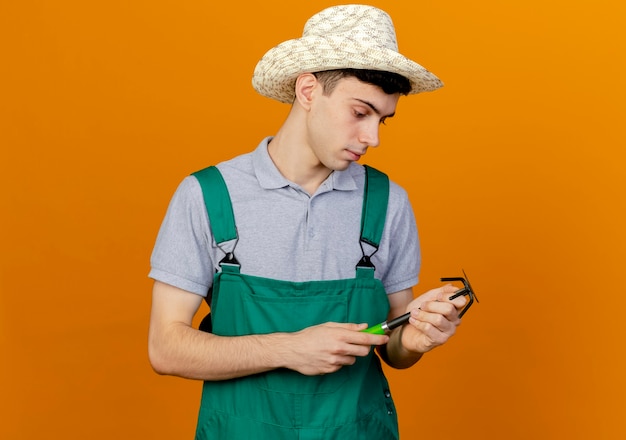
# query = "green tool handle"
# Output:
<box><xmin>362</xmin><ymin>312</ymin><xmax>411</xmax><ymax>335</ymax></box>
<box><xmin>362</xmin><ymin>322</ymin><xmax>386</xmax><ymax>335</ymax></box>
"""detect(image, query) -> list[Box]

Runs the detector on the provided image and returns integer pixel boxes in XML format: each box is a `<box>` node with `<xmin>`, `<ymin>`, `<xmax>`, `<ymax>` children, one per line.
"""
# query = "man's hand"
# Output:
<box><xmin>280</xmin><ymin>322</ymin><xmax>389</xmax><ymax>375</ymax></box>
<box><xmin>401</xmin><ymin>285</ymin><xmax>466</xmax><ymax>354</ymax></box>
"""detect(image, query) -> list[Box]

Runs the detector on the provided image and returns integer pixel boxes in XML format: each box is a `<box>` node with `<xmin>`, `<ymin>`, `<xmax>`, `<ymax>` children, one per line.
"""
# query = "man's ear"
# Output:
<box><xmin>294</xmin><ymin>73</ymin><xmax>319</xmax><ymax>110</ymax></box>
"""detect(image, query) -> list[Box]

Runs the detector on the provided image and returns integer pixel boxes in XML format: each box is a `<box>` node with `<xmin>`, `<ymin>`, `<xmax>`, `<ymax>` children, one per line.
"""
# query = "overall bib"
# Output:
<box><xmin>192</xmin><ymin>166</ymin><xmax>399</xmax><ymax>440</ymax></box>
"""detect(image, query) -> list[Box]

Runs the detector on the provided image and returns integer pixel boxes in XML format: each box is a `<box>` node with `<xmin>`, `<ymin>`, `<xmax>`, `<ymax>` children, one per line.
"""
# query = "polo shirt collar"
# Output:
<box><xmin>252</xmin><ymin>137</ymin><xmax>358</xmax><ymax>192</ymax></box>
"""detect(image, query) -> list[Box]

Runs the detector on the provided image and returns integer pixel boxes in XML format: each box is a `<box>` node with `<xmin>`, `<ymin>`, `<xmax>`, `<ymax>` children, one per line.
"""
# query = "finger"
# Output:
<box><xmin>417</xmin><ymin>300</ymin><xmax>459</xmax><ymax>320</ymax></box>
<box><xmin>408</xmin><ymin>313</ymin><xmax>455</xmax><ymax>345</ymax></box>
<box><xmin>448</xmin><ymin>294</ymin><xmax>468</xmax><ymax>310</ymax></box>
<box><xmin>324</xmin><ymin>322</ymin><xmax>368</xmax><ymax>331</ymax></box>
<box><xmin>356</xmin><ymin>332</ymin><xmax>389</xmax><ymax>347</ymax></box>
<box><xmin>437</xmin><ymin>284</ymin><xmax>463</xmax><ymax>298</ymax></box>
<box><xmin>327</xmin><ymin>337</ymin><xmax>382</xmax><ymax>360</ymax></box>
<box><xmin>326</xmin><ymin>354</ymin><xmax>359</xmax><ymax>369</ymax></box>
<box><xmin>416</xmin><ymin>284</ymin><xmax>459</xmax><ymax>306</ymax></box>
<box><xmin>419</xmin><ymin>285</ymin><xmax>451</xmax><ymax>301</ymax></box>
<box><xmin>321</xmin><ymin>323</ymin><xmax>389</xmax><ymax>346</ymax></box>
<box><xmin>430</xmin><ymin>288</ymin><xmax>468</xmax><ymax>315</ymax></box>
<box><xmin>410</xmin><ymin>307</ymin><xmax>457</xmax><ymax>333</ymax></box>
<box><xmin>339</xmin><ymin>329</ymin><xmax>389</xmax><ymax>347</ymax></box>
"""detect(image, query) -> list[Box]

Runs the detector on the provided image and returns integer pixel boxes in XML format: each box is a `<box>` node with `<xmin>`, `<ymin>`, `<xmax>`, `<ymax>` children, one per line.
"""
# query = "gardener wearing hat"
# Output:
<box><xmin>148</xmin><ymin>4</ymin><xmax>465</xmax><ymax>439</ymax></box>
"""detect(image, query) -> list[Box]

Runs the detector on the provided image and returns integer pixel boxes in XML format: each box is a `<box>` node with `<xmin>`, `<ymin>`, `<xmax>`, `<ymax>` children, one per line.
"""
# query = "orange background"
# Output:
<box><xmin>1</xmin><ymin>1</ymin><xmax>625</xmax><ymax>438</ymax></box>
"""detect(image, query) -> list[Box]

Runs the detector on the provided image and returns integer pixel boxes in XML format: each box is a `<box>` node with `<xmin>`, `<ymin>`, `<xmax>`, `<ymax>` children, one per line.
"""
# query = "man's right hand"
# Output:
<box><xmin>279</xmin><ymin>322</ymin><xmax>389</xmax><ymax>376</ymax></box>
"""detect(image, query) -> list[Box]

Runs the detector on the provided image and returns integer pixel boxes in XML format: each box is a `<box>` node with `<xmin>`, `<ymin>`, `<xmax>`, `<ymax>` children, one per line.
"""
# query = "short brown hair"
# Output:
<box><xmin>313</xmin><ymin>69</ymin><xmax>412</xmax><ymax>96</ymax></box>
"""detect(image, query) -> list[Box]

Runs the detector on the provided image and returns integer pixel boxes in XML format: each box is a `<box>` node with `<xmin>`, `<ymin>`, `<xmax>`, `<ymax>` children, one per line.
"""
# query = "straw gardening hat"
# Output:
<box><xmin>252</xmin><ymin>4</ymin><xmax>443</xmax><ymax>103</ymax></box>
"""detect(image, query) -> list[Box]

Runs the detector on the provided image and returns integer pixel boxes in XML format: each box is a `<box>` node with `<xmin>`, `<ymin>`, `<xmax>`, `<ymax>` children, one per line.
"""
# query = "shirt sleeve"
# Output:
<box><xmin>148</xmin><ymin>176</ymin><xmax>215</xmax><ymax>297</ymax></box>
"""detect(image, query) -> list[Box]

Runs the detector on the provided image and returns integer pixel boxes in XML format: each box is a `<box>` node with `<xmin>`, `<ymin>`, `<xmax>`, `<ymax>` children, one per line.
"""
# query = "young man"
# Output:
<box><xmin>148</xmin><ymin>5</ymin><xmax>465</xmax><ymax>439</ymax></box>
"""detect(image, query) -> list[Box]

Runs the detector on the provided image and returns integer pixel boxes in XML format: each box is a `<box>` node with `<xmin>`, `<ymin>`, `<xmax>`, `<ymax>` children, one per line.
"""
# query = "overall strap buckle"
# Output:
<box><xmin>355</xmin><ymin>166</ymin><xmax>389</xmax><ymax>273</ymax></box>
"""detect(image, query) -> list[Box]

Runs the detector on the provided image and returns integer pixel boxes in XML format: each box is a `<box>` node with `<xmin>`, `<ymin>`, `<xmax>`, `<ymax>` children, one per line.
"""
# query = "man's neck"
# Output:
<box><xmin>267</xmin><ymin>122</ymin><xmax>332</xmax><ymax>196</ymax></box>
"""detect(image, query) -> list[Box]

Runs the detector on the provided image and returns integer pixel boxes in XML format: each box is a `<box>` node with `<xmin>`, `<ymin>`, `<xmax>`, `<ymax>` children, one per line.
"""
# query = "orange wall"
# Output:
<box><xmin>1</xmin><ymin>1</ymin><xmax>625</xmax><ymax>438</ymax></box>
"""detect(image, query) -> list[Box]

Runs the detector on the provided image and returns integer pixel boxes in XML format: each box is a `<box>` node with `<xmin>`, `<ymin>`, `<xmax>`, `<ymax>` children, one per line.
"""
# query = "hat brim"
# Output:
<box><xmin>252</xmin><ymin>35</ymin><xmax>443</xmax><ymax>103</ymax></box>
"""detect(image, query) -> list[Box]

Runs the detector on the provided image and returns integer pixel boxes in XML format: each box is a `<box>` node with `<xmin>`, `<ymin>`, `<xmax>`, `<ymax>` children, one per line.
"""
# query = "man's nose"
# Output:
<box><xmin>359</xmin><ymin>123</ymin><xmax>380</xmax><ymax>148</ymax></box>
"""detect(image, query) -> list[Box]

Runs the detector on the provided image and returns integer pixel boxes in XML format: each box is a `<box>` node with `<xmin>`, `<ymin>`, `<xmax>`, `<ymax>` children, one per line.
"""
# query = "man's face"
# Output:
<box><xmin>306</xmin><ymin>76</ymin><xmax>400</xmax><ymax>172</ymax></box>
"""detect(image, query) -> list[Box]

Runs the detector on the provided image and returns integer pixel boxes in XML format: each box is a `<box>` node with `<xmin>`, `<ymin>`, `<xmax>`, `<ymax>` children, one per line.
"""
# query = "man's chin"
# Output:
<box><xmin>330</xmin><ymin>161</ymin><xmax>352</xmax><ymax>172</ymax></box>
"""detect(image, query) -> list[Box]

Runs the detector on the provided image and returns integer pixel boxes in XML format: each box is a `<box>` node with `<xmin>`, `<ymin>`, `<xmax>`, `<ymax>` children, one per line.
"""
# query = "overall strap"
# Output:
<box><xmin>192</xmin><ymin>167</ymin><xmax>239</xmax><ymax>267</ymax></box>
<box><xmin>357</xmin><ymin>165</ymin><xmax>389</xmax><ymax>272</ymax></box>
<box><xmin>360</xmin><ymin>165</ymin><xmax>389</xmax><ymax>247</ymax></box>
<box><xmin>192</xmin><ymin>166</ymin><xmax>238</xmax><ymax>332</ymax></box>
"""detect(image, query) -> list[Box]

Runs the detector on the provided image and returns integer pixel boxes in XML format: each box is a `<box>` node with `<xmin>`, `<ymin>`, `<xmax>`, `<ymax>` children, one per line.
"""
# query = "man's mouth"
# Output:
<box><xmin>347</xmin><ymin>149</ymin><xmax>365</xmax><ymax>161</ymax></box>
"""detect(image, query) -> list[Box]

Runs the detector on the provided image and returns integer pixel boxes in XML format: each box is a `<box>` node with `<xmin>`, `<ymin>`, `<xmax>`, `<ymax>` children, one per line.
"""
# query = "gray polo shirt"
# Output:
<box><xmin>149</xmin><ymin>137</ymin><xmax>420</xmax><ymax>298</ymax></box>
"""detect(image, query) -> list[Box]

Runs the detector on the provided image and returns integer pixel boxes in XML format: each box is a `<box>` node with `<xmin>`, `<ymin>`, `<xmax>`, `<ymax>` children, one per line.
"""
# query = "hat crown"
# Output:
<box><xmin>252</xmin><ymin>4</ymin><xmax>442</xmax><ymax>103</ymax></box>
<box><xmin>302</xmin><ymin>5</ymin><xmax>399</xmax><ymax>52</ymax></box>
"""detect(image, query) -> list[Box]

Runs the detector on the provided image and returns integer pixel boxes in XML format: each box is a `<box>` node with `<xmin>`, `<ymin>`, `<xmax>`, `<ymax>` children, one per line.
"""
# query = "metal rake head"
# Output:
<box><xmin>441</xmin><ymin>270</ymin><xmax>479</xmax><ymax>318</ymax></box>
